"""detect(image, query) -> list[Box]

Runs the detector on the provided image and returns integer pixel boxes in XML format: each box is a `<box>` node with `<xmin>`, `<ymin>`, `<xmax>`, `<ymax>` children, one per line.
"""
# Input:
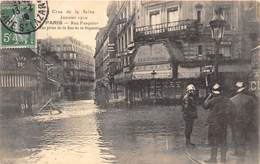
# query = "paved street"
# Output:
<box><xmin>0</xmin><ymin>100</ymin><xmax>255</xmax><ymax>164</ymax></box>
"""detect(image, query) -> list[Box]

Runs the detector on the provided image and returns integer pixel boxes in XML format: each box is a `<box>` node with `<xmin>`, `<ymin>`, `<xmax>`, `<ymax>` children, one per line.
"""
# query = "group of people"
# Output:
<box><xmin>182</xmin><ymin>82</ymin><xmax>258</xmax><ymax>163</ymax></box>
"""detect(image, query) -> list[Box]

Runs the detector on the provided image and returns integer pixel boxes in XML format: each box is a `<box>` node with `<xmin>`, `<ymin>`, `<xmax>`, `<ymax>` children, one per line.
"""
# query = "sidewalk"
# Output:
<box><xmin>185</xmin><ymin>146</ymin><xmax>258</xmax><ymax>164</ymax></box>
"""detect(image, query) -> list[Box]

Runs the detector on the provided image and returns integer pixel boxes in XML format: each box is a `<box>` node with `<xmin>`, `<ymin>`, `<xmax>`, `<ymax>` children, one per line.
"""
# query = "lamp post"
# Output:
<box><xmin>209</xmin><ymin>7</ymin><xmax>226</xmax><ymax>82</ymax></box>
<box><xmin>151</xmin><ymin>70</ymin><xmax>157</xmax><ymax>98</ymax></box>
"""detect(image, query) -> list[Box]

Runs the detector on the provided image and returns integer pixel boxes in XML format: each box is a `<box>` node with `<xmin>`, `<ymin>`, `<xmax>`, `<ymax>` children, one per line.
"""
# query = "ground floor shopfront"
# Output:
<box><xmin>0</xmin><ymin>81</ymin><xmax>58</xmax><ymax>116</ymax></box>
<box><xmin>109</xmin><ymin>61</ymin><xmax>251</xmax><ymax>105</ymax></box>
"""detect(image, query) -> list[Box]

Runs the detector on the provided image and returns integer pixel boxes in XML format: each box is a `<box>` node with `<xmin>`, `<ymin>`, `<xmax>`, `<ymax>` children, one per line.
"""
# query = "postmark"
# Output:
<box><xmin>0</xmin><ymin>0</ymin><xmax>49</xmax><ymax>34</ymax></box>
<box><xmin>0</xmin><ymin>0</ymin><xmax>49</xmax><ymax>48</ymax></box>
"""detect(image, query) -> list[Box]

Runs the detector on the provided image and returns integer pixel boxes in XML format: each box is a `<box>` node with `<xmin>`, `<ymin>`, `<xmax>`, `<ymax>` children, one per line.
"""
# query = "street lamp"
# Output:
<box><xmin>151</xmin><ymin>70</ymin><xmax>157</xmax><ymax>98</ymax></box>
<box><xmin>209</xmin><ymin>7</ymin><xmax>226</xmax><ymax>82</ymax></box>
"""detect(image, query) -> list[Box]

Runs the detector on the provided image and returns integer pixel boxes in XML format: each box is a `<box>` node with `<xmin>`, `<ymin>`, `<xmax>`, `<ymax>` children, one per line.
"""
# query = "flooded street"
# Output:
<box><xmin>0</xmin><ymin>100</ymin><xmax>209</xmax><ymax>164</ymax></box>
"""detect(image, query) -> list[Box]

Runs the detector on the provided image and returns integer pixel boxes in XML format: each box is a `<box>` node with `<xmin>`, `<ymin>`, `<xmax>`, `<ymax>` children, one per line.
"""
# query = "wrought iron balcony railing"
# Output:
<box><xmin>135</xmin><ymin>19</ymin><xmax>200</xmax><ymax>41</ymax></box>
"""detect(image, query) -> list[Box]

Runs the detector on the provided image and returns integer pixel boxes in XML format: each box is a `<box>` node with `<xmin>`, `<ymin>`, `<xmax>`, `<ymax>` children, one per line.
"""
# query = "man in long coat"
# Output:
<box><xmin>204</xmin><ymin>83</ymin><xmax>234</xmax><ymax>163</ymax></box>
<box><xmin>230</xmin><ymin>81</ymin><xmax>258</xmax><ymax>162</ymax></box>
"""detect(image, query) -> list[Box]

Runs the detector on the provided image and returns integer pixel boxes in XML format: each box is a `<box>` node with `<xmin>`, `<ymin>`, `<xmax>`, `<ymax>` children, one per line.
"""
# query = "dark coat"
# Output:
<box><xmin>230</xmin><ymin>92</ymin><xmax>257</xmax><ymax>130</ymax></box>
<box><xmin>204</xmin><ymin>94</ymin><xmax>234</xmax><ymax>145</ymax></box>
<box><xmin>204</xmin><ymin>94</ymin><xmax>233</xmax><ymax>125</ymax></box>
<box><xmin>182</xmin><ymin>93</ymin><xmax>198</xmax><ymax>120</ymax></box>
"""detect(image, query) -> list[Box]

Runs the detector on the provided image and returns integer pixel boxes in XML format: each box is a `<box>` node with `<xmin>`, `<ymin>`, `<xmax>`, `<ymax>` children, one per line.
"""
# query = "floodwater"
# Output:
<box><xmin>0</xmin><ymin>100</ymin><xmax>208</xmax><ymax>164</ymax></box>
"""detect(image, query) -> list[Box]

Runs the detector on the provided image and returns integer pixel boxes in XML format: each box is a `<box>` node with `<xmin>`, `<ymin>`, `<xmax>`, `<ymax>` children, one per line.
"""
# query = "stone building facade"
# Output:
<box><xmin>0</xmin><ymin>48</ymin><xmax>57</xmax><ymax>115</ymax></box>
<box><xmin>95</xmin><ymin>0</ymin><xmax>260</xmax><ymax>105</ymax></box>
<box><xmin>39</xmin><ymin>37</ymin><xmax>95</xmax><ymax>100</ymax></box>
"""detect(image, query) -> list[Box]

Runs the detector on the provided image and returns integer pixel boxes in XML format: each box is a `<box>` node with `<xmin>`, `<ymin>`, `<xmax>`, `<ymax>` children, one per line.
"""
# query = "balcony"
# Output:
<box><xmin>135</xmin><ymin>19</ymin><xmax>201</xmax><ymax>41</ymax></box>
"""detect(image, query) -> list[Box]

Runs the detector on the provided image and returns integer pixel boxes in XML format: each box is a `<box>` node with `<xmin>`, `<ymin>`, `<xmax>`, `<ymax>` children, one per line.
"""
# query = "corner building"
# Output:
<box><xmin>95</xmin><ymin>1</ymin><xmax>260</xmax><ymax>104</ymax></box>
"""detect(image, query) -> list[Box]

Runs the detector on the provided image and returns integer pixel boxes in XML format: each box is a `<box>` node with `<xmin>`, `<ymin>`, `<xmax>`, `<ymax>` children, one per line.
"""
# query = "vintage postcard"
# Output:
<box><xmin>0</xmin><ymin>0</ymin><xmax>259</xmax><ymax>164</ymax></box>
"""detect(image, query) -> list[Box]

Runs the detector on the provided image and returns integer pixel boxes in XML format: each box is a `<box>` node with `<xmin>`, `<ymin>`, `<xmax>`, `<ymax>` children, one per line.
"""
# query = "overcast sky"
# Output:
<box><xmin>38</xmin><ymin>0</ymin><xmax>109</xmax><ymax>52</ymax></box>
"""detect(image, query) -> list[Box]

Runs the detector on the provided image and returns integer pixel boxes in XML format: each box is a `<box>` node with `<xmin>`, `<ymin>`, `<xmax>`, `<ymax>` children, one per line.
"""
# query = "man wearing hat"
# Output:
<box><xmin>230</xmin><ymin>81</ymin><xmax>258</xmax><ymax>162</ymax></box>
<box><xmin>182</xmin><ymin>84</ymin><xmax>198</xmax><ymax>148</ymax></box>
<box><xmin>203</xmin><ymin>83</ymin><xmax>234</xmax><ymax>163</ymax></box>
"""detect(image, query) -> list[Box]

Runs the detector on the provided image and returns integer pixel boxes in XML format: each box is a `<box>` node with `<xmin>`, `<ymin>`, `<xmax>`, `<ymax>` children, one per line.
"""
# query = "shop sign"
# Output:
<box><xmin>132</xmin><ymin>69</ymin><xmax>172</xmax><ymax>80</ymax></box>
<box><xmin>201</xmin><ymin>65</ymin><xmax>214</xmax><ymax>74</ymax></box>
<box><xmin>178</xmin><ymin>66</ymin><xmax>200</xmax><ymax>79</ymax></box>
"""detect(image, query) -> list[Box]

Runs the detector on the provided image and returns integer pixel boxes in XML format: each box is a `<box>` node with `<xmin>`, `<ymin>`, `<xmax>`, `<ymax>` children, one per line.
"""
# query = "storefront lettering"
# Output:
<box><xmin>249</xmin><ymin>80</ymin><xmax>260</xmax><ymax>91</ymax></box>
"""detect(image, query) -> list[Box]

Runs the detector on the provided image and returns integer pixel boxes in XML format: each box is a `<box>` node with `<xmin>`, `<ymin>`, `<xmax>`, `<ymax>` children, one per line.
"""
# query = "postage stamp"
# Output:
<box><xmin>0</xmin><ymin>0</ymin><xmax>49</xmax><ymax>48</ymax></box>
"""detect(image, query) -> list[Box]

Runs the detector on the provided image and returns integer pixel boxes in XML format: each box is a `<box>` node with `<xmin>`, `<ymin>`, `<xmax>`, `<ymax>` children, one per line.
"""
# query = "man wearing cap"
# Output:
<box><xmin>203</xmin><ymin>83</ymin><xmax>234</xmax><ymax>163</ymax></box>
<box><xmin>182</xmin><ymin>84</ymin><xmax>198</xmax><ymax>148</ymax></box>
<box><xmin>230</xmin><ymin>81</ymin><xmax>258</xmax><ymax>162</ymax></box>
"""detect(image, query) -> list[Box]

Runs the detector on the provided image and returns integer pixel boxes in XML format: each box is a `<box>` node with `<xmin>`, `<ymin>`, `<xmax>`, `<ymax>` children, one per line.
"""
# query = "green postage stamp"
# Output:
<box><xmin>0</xmin><ymin>1</ymin><xmax>49</xmax><ymax>48</ymax></box>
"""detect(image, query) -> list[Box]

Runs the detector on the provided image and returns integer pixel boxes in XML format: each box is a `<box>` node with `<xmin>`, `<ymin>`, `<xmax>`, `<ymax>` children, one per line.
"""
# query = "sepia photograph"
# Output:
<box><xmin>0</xmin><ymin>0</ymin><xmax>259</xmax><ymax>163</ymax></box>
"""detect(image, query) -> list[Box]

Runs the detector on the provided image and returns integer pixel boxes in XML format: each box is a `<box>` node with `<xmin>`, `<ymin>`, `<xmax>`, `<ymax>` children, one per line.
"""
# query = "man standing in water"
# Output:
<box><xmin>203</xmin><ymin>83</ymin><xmax>233</xmax><ymax>163</ymax></box>
<box><xmin>230</xmin><ymin>81</ymin><xmax>258</xmax><ymax>163</ymax></box>
<box><xmin>182</xmin><ymin>84</ymin><xmax>198</xmax><ymax>148</ymax></box>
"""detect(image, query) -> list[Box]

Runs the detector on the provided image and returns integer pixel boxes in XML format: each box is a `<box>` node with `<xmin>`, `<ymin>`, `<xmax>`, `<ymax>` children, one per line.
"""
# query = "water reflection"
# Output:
<box><xmin>0</xmin><ymin>101</ymin><xmax>114</xmax><ymax>164</ymax></box>
<box><xmin>95</xmin><ymin>106</ymin><xmax>193</xmax><ymax>164</ymax></box>
<box><xmin>0</xmin><ymin>100</ymin><xmax>196</xmax><ymax>164</ymax></box>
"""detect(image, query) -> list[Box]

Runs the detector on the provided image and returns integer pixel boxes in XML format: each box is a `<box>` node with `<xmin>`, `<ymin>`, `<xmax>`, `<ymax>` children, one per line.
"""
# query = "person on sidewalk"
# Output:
<box><xmin>203</xmin><ymin>83</ymin><xmax>233</xmax><ymax>163</ymax></box>
<box><xmin>182</xmin><ymin>84</ymin><xmax>198</xmax><ymax>148</ymax></box>
<box><xmin>230</xmin><ymin>81</ymin><xmax>258</xmax><ymax>163</ymax></box>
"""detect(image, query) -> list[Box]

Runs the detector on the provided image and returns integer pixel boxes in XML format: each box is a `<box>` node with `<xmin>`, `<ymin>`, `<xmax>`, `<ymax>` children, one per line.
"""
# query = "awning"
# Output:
<box><xmin>178</xmin><ymin>66</ymin><xmax>200</xmax><ymax>79</ymax></box>
<box><xmin>114</xmin><ymin>72</ymin><xmax>132</xmax><ymax>83</ymax></box>
<box><xmin>134</xmin><ymin>41</ymin><xmax>183</xmax><ymax>66</ymax></box>
<box><xmin>134</xmin><ymin>43</ymin><xmax>170</xmax><ymax>65</ymax></box>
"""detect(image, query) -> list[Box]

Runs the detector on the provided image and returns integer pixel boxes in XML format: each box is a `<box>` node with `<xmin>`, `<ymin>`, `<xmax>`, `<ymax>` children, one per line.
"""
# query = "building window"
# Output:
<box><xmin>167</xmin><ymin>7</ymin><xmax>179</xmax><ymax>22</ymax></box>
<box><xmin>197</xmin><ymin>10</ymin><xmax>201</xmax><ymax>22</ymax></box>
<box><xmin>126</xmin><ymin>57</ymin><xmax>129</xmax><ymax>66</ymax></box>
<box><xmin>128</xmin><ymin>56</ymin><xmax>131</xmax><ymax>65</ymax></box>
<box><xmin>220</xmin><ymin>46</ymin><xmax>231</xmax><ymax>58</ymax></box>
<box><xmin>150</xmin><ymin>10</ymin><xmax>160</xmax><ymax>25</ymax></box>
<box><xmin>198</xmin><ymin>45</ymin><xmax>203</xmax><ymax>55</ymax></box>
<box><xmin>215</xmin><ymin>7</ymin><xmax>231</xmax><ymax>30</ymax></box>
<box><xmin>128</xmin><ymin>27</ymin><xmax>131</xmax><ymax>43</ymax></box>
<box><xmin>125</xmin><ymin>33</ymin><xmax>128</xmax><ymax>49</ymax></box>
<box><xmin>56</xmin><ymin>45</ymin><xmax>61</xmax><ymax>51</ymax></box>
<box><xmin>50</xmin><ymin>45</ymin><xmax>55</xmax><ymax>51</ymax></box>
<box><xmin>121</xmin><ymin>36</ymin><xmax>124</xmax><ymax>52</ymax></box>
<box><xmin>70</xmin><ymin>53</ymin><xmax>74</xmax><ymax>59</ymax></box>
<box><xmin>63</xmin><ymin>61</ymin><xmax>67</xmax><ymax>67</ymax></box>
<box><xmin>124</xmin><ymin>7</ymin><xmax>127</xmax><ymax>18</ymax></box>
<box><xmin>257</xmin><ymin>2</ymin><xmax>260</xmax><ymax>20</ymax></box>
<box><xmin>118</xmin><ymin>39</ymin><xmax>120</xmax><ymax>52</ymax></box>
<box><xmin>195</xmin><ymin>3</ymin><xmax>203</xmax><ymax>22</ymax></box>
